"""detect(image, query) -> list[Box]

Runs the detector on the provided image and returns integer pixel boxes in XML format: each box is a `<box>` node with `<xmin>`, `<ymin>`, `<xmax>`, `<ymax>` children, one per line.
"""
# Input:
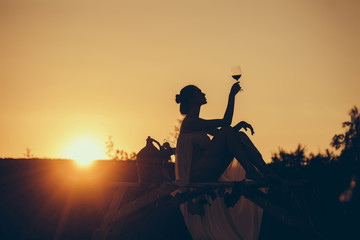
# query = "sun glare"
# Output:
<box><xmin>62</xmin><ymin>136</ymin><xmax>106</xmax><ymax>166</ymax></box>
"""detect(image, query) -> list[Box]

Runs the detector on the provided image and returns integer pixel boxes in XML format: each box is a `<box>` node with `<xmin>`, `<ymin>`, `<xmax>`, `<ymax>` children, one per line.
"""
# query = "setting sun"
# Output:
<box><xmin>61</xmin><ymin>136</ymin><xmax>107</xmax><ymax>166</ymax></box>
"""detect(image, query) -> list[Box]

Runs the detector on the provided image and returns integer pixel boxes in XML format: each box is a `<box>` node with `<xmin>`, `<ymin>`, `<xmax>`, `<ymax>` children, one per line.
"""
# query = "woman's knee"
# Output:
<box><xmin>219</xmin><ymin>126</ymin><xmax>238</xmax><ymax>136</ymax></box>
<box><xmin>223</xmin><ymin>126</ymin><xmax>246</xmax><ymax>139</ymax></box>
<box><xmin>214</xmin><ymin>126</ymin><xmax>235</xmax><ymax>140</ymax></box>
<box><xmin>219</xmin><ymin>127</ymin><xmax>251</xmax><ymax>146</ymax></box>
<box><xmin>219</xmin><ymin>126</ymin><xmax>233</xmax><ymax>133</ymax></box>
<box><xmin>237</xmin><ymin>131</ymin><xmax>250</xmax><ymax>140</ymax></box>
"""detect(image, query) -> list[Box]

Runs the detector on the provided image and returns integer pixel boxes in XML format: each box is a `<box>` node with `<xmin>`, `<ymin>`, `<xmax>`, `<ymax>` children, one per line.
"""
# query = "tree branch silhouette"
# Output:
<box><xmin>105</xmin><ymin>136</ymin><xmax>136</xmax><ymax>161</ymax></box>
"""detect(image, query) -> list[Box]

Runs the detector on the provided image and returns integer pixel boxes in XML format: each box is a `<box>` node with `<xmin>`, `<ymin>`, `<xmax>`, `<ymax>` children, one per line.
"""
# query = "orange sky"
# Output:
<box><xmin>0</xmin><ymin>0</ymin><xmax>359</xmax><ymax>162</ymax></box>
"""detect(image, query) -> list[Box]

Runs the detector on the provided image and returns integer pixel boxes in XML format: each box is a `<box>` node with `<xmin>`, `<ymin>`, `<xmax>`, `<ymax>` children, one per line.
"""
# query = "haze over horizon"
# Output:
<box><xmin>1</xmin><ymin>0</ymin><xmax>359</xmax><ymax>162</ymax></box>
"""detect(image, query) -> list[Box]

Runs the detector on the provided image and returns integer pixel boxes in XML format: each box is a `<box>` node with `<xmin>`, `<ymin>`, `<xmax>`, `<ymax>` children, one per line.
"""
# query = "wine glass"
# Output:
<box><xmin>231</xmin><ymin>65</ymin><xmax>242</xmax><ymax>81</ymax></box>
<box><xmin>231</xmin><ymin>65</ymin><xmax>243</xmax><ymax>91</ymax></box>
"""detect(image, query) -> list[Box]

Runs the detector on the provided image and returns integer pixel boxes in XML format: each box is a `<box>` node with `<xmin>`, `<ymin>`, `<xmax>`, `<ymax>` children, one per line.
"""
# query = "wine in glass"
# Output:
<box><xmin>231</xmin><ymin>65</ymin><xmax>243</xmax><ymax>91</ymax></box>
<box><xmin>231</xmin><ymin>65</ymin><xmax>242</xmax><ymax>81</ymax></box>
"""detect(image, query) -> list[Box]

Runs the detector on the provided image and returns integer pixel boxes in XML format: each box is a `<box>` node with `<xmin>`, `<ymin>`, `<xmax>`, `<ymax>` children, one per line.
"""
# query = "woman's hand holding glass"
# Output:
<box><xmin>230</xmin><ymin>82</ymin><xmax>241</xmax><ymax>97</ymax></box>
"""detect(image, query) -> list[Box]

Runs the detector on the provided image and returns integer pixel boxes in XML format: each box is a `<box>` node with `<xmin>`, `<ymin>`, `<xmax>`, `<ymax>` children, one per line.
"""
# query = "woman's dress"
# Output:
<box><xmin>175</xmin><ymin>132</ymin><xmax>263</xmax><ymax>240</ymax></box>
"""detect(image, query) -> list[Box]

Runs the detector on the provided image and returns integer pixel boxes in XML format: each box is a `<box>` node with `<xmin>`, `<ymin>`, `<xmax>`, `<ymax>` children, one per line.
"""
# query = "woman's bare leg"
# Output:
<box><xmin>227</xmin><ymin>129</ymin><xmax>279</xmax><ymax>180</ymax></box>
<box><xmin>191</xmin><ymin>127</ymin><xmax>262</xmax><ymax>182</ymax></box>
<box><xmin>191</xmin><ymin>127</ymin><xmax>264</xmax><ymax>182</ymax></box>
<box><xmin>220</xmin><ymin>127</ymin><xmax>265</xmax><ymax>181</ymax></box>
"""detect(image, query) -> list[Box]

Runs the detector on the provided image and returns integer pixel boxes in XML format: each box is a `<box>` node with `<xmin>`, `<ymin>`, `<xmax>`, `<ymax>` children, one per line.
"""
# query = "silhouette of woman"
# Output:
<box><xmin>175</xmin><ymin>82</ymin><xmax>278</xmax><ymax>184</ymax></box>
<box><xmin>175</xmin><ymin>82</ymin><xmax>269</xmax><ymax>240</ymax></box>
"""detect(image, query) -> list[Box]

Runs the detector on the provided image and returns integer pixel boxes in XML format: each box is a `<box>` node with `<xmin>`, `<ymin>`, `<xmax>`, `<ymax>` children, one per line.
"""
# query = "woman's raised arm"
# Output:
<box><xmin>223</xmin><ymin>82</ymin><xmax>241</xmax><ymax>126</ymax></box>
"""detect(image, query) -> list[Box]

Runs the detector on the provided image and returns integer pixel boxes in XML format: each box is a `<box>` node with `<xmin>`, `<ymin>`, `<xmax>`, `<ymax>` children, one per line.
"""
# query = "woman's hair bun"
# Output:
<box><xmin>176</xmin><ymin>85</ymin><xmax>198</xmax><ymax>115</ymax></box>
<box><xmin>175</xmin><ymin>94</ymin><xmax>182</xmax><ymax>104</ymax></box>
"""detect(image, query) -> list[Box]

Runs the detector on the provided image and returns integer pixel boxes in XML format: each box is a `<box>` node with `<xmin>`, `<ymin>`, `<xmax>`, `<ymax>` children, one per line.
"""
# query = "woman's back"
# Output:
<box><xmin>175</xmin><ymin>131</ymin><xmax>210</xmax><ymax>184</ymax></box>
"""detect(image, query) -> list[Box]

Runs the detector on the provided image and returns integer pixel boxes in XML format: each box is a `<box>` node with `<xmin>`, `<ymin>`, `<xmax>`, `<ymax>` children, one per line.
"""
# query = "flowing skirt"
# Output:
<box><xmin>180</xmin><ymin>160</ymin><xmax>263</xmax><ymax>240</ymax></box>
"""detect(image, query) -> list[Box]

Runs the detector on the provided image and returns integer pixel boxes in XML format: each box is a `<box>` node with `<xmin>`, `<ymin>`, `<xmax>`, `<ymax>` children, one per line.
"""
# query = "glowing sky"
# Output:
<box><xmin>0</xmin><ymin>0</ymin><xmax>359</xmax><ymax>161</ymax></box>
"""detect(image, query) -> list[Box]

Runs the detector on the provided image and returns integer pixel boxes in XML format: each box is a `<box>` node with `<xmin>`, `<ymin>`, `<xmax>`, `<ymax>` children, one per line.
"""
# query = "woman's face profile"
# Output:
<box><xmin>193</xmin><ymin>88</ymin><xmax>207</xmax><ymax>106</ymax></box>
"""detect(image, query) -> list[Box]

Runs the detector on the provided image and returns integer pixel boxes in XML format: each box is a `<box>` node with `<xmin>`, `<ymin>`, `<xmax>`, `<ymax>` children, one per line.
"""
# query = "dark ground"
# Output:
<box><xmin>0</xmin><ymin>158</ymin><xmax>356</xmax><ymax>240</ymax></box>
<box><xmin>0</xmin><ymin>159</ymin><xmax>190</xmax><ymax>240</ymax></box>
